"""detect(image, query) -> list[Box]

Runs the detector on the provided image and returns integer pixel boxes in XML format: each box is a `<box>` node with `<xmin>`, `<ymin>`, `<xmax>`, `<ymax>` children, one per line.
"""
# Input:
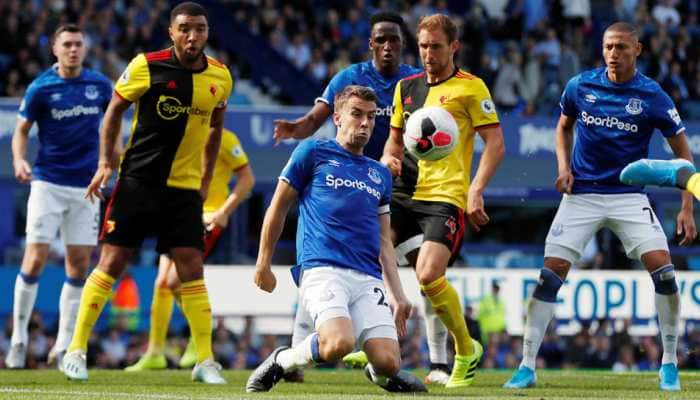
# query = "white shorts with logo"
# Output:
<box><xmin>299</xmin><ymin>266</ymin><xmax>397</xmax><ymax>345</ymax></box>
<box><xmin>545</xmin><ymin>193</ymin><xmax>668</xmax><ymax>263</ymax></box>
<box><xmin>25</xmin><ymin>180</ymin><xmax>100</xmax><ymax>246</ymax></box>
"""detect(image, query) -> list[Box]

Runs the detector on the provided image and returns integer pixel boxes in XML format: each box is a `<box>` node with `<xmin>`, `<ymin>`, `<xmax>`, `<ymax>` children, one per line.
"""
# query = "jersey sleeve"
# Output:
<box><xmin>114</xmin><ymin>54</ymin><xmax>150</xmax><ymax>102</ymax></box>
<box><xmin>317</xmin><ymin>68</ymin><xmax>353</xmax><ymax>107</ymax></box>
<box><xmin>280</xmin><ymin>139</ymin><xmax>316</xmax><ymax>193</ymax></box>
<box><xmin>390</xmin><ymin>80</ymin><xmax>405</xmax><ymax>129</ymax></box>
<box><xmin>217</xmin><ymin>67</ymin><xmax>234</xmax><ymax>109</ymax></box>
<box><xmin>220</xmin><ymin>130</ymin><xmax>249</xmax><ymax>171</ymax></box>
<box><xmin>559</xmin><ymin>76</ymin><xmax>579</xmax><ymax>117</ymax></box>
<box><xmin>100</xmin><ymin>75</ymin><xmax>113</xmax><ymax>111</ymax></box>
<box><xmin>651</xmin><ymin>89</ymin><xmax>685</xmax><ymax>137</ymax></box>
<box><xmin>466</xmin><ymin>78</ymin><xmax>500</xmax><ymax>128</ymax></box>
<box><xmin>378</xmin><ymin>165</ymin><xmax>392</xmax><ymax>215</ymax></box>
<box><xmin>18</xmin><ymin>81</ymin><xmax>41</xmax><ymax>122</ymax></box>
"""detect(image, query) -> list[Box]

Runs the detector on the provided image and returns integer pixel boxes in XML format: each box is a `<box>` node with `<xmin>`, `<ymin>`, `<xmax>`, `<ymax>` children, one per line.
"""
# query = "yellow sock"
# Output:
<box><xmin>67</xmin><ymin>269</ymin><xmax>115</xmax><ymax>353</ymax></box>
<box><xmin>421</xmin><ymin>276</ymin><xmax>473</xmax><ymax>356</ymax></box>
<box><xmin>180</xmin><ymin>279</ymin><xmax>213</xmax><ymax>362</ymax></box>
<box><xmin>686</xmin><ymin>173</ymin><xmax>700</xmax><ymax>201</ymax></box>
<box><xmin>147</xmin><ymin>287</ymin><xmax>174</xmax><ymax>355</ymax></box>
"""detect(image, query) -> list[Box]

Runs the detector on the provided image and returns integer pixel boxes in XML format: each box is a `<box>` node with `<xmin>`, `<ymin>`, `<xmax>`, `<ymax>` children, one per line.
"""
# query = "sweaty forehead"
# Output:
<box><xmin>372</xmin><ymin>22</ymin><xmax>401</xmax><ymax>37</ymax></box>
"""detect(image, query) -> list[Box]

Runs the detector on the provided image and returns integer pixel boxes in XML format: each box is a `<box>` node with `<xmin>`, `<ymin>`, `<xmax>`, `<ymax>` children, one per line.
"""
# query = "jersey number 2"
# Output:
<box><xmin>374</xmin><ymin>287</ymin><xmax>388</xmax><ymax>307</ymax></box>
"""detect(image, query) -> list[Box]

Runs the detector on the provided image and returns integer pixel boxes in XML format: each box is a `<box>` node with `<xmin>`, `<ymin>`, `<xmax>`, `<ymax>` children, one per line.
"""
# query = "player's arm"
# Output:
<box><xmin>255</xmin><ymin>180</ymin><xmax>298</xmax><ymax>293</ymax></box>
<box><xmin>381</xmin><ymin>127</ymin><xmax>405</xmax><ymax>177</ymax></box>
<box><xmin>273</xmin><ymin>101</ymin><xmax>332</xmax><ymax>144</ymax></box>
<box><xmin>201</xmin><ymin>107</ymin><xmax>225</xmax><ymax>201</ymax></box>
<box><xmin>206</xmin><ymin>164</ymin><xmax>256</xmax><ymax>230</ymax></box>
<box><xmin>554</xmin><ymin>113</ymin><xmax>576</xmax><ymax>194</ymax></box>
<box><xmin>378</xmin><ymin>212</ymin><xmax>411</xmax><ymax>336</ymax></box>
<box><xmin>666</xmin><ymin>133</ymin><xmax>697</xmax><ymax>245</ymax></box>
<box><xmin>468</xmin><ymin>124</ymin><xmax>505</xmax><ymax>231</ymax></box>
<box><xmin>11</xmin><ymin>117</ymin><xmax>34</xmax><ymax>183</ymax></box>
<box><xmin>86</xmin><ymin>94</ymin><xmax>131</xmax><ymax>201</ymax></box>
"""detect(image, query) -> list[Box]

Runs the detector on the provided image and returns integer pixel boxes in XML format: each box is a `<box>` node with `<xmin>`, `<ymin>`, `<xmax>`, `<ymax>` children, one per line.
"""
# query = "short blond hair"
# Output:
<box><xmin>417</xmin><ymin>14</ymin><xmax>457</xmax><ymax>43</ymax></box>
<box><xmin>334</xmin><ymin>85</ymin><xmax>377</xmax><ymax>112</ymax></box>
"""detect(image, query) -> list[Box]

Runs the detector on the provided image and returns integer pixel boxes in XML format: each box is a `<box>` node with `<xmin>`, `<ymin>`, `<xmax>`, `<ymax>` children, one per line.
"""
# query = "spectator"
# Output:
<box><xmin>477</xmin><ymin>282</ymin><xmax>507</xmax><ymax>342</ymax></box>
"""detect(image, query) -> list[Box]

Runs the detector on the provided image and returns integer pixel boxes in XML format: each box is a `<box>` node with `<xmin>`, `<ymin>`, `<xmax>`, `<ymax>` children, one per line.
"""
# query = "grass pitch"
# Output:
<box><xmin>0</xmin><ymin>368</ymin><xmax>698</xmax><ymax>399</ymax></box>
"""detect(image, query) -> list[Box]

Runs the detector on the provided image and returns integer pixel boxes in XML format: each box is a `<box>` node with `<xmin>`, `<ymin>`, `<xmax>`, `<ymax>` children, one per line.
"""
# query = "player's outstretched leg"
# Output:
<box><xmin>620</xmin><ymin>159</ymin><xmax>695</xmax><ymax>189</ymax></box>
<box><xmin>283</xmin><ymin>301</ymin><xmax>313</xmax><ymax>382</ymax></box>
<box><xmin>503</xmin><ymin>267</ymin><xmax>563</xmax><ymax>389</ymax></box>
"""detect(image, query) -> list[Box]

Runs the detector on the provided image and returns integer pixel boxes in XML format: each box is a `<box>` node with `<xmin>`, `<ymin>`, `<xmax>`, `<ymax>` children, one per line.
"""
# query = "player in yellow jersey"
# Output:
<box><xmin>62</xmin><ymin>2</ymin><xmax>233</xmax><ymax>384</ymax></box>
<box><xmin>382</xmin><ymin>14</ymin><xmax>505</xmax><ymax>389</ymax></box>
<box><xmin>125</xmin><ymin>129</ymin><xmax>254</xmax><ymax>372</ymax></box>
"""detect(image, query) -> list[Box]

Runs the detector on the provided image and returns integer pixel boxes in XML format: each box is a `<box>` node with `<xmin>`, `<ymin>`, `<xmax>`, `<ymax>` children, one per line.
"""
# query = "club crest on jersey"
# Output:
<box><xmin>625</xmin><ymin>98</ymin><xmax>643</xmax><ymax>115</ymax></box>
<box><xmin>85</xmin><ymin>85</ymin><xmax>99</xmax><ymax>100</ymax></box>
<box><xmin>368</xmin><ymin>167</ymin><xmax>382</xmax><ymax>184</ymax></box>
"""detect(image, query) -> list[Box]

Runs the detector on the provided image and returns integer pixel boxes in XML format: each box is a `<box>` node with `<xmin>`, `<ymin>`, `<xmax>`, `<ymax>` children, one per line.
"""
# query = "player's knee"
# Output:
<box><xmin>532</xmin><ymin>267</ymin><xmax>564</xmax><ymax>303</ymax></box>
<box><xmin>319</xmin><ymin>335</ymin><xmax>355</xmax><ymax>361</ymax></box>
<box><xmin>369</xmin><ymin>351</ymin><xmax>400</xmax><ymax>376</ymax></box>
<box><xmin>416</xmin><ymin>269</ymin><xmax>441</xmax><ymax>286</ymax></box>
<box><xmin>650</xmin><ymin>264</ymin><xmax>678</xmax><ymax>295</ymax></box>
<box><xmin>543</xmin><ymin>257</ymin><xmax>570</xmax><ymax>280</ymax></box>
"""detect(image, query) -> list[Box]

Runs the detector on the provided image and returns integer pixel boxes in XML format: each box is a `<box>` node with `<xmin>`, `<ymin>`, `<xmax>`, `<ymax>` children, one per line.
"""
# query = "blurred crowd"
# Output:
<box><xmin>1</xmin><ymin>306</ymin><xmax>698</xmax><ymax>371</ymax></box>
<box><xmin>1</xmin><ymin>0</ymin><xmax>699</xmax><ymax>117</ymax></box>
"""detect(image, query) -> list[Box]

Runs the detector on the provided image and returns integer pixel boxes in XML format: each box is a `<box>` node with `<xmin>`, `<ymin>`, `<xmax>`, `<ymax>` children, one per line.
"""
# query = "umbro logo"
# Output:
<box><xmin>50</xmin><ymin>93</ymin><xmax>62</xmax><ymax>102</ymax></box>
<box><xmin>328</xmin><ymin>159</ymin><xmax>341</xmax><ymax>167</ymax></box>
<box><xmin>584</xmin><ymin>94</ymin><xmax>596</xmax><ymax>103</ymax></box>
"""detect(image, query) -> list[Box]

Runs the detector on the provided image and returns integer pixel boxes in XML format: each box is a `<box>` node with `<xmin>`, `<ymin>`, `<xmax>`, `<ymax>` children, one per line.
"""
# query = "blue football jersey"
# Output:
<box><xmin>560</xmin><ymin>67</ymin><xmax>685</xmax><ymax>194</ymax></box>
<box><xmin>19</xmin><ymin>66</ymin><xmax>112</xmax><ymax>187</ymax></box>
<box><xmin>280</xmin><ymin>139</ymin><xmax>393</xmax><ymax>280</ymax></box>
<box><xmin>318</xmin><ymin>61</ymin><xmax>422</xmax><ymax>161</ymax></box>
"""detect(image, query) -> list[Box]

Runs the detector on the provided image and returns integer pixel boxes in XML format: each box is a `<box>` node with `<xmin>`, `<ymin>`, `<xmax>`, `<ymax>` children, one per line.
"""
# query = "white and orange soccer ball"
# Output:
<box><xmin>403</xmin><ymin>106</ymin><xmax>458</xmax><ymax>161</ymax></box>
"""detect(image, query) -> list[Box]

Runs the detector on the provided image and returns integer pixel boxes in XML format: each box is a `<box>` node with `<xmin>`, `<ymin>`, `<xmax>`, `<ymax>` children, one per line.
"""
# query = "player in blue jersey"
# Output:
<box><xmin>7</xmin><ymin>24</ymin><xmax>112</xmax><ymax>369</ymax></box>
<box><xmin>247</xmin><ymin>86</ymin><xmax>425</xmax><ymax>393</ymax></box>
<box><xmin>504</xmin><ymin>22</ymin><xmax>696</xmax><ymax>392</ymax></box>
<box><xmin>274</xmin><ymin>12</ymin><xmax>451</xmax><ymax>385</ymax></box>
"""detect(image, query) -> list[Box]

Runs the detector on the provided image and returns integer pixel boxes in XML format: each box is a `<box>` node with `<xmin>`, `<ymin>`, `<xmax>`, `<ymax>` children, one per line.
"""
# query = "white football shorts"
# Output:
<box><xmin>25</xmin><ymin>180</ymin><xmax>100</xmax><ymax>246</ymax></box>
<box><xmin>299</xmin><ymin>266</ymin><xmax>397</xmax><ymax>345</ymax></box>
<box><xmin>545</xmin><ymin>193</ymin><xmax>668</xmax><ymax>263</ymax></box>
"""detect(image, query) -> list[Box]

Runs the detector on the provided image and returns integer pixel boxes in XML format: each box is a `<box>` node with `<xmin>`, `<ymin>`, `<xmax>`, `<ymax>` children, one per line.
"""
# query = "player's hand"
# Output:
<box><xmin>254</xmin><ymin>266</ymin><xmax>277</xmax><ymax>293</ymax></box>
<box><xmin>203</xmin><ymin>210</ymin><xmax>229</xmax><ymax>230</ymax></box>
<box><xmin>85</xmin><ymin>163</ymin><xmax>113</xmax><ymax>202</ymax></box>
<box><xmin>381</xmin><ymin>155</ymin><xmax>402</xmax><ymax>177</ymax></box>
<box><xmin>467</xmin><ymin>189</ymin><xmax>490</xmax><ymax>232</ymax></box>
<box><xmin>555</xmin><ymin>170</ymin><xmax>574</xmax><ymax>194</ymax></box>
<box><xmin>273</xmin><ymin>119</ymin><xmax>304</xmax><ymax>145</ymax></box>
<box><xmin>676</xmin><ymin>208</ymin><xmax>697</xmax><ymax>246</ymax></box>
<box><xmin>13</xmin><ymin>158</ymin><xmax>32</xmax><ymax>183</ymax></box>
<box><xmin>390</xmin><ymin>298</ymin><xmax>412</xmax><ymax>337</ymax></box>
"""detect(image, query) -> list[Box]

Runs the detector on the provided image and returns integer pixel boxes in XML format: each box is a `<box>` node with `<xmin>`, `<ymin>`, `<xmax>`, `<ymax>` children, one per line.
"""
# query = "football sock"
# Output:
<box><xmin>180</xmin><ymin>279</ymin><xmax>213</xmax><ymax>362</ymax></box>
<box><xmin>68</xmin><ymin>269</ymin><xmax>115</xmax><ymax>352</ymax></box>
<box><xmin>53</xmin><ymin>277</ymin><xmax>85</xmax><ymax>352</ymax></box>
<box><xmin>651</xmin><ymin>265</ymin><xmax>680</xmax><ymax>365</ymax></box>
<box><xmin>146</xmin><ymin>287</ymin><xmax>174</xmax><ymax>356</ymax></box>
<box><xmin>291</xmin><ymin>304</ymin><xmax>313</xmax><ymax>347</ymax></box>
<box><xmin>521</xmin><ymin>268</ymin><xmax>563</xmax><ymax>370</ymax></box>
<box><xmin>277</xmin><ymin>332</ymin><xmax>321</xmax><ymax>372</ymax></box>
<box><xmin>11</xmin><ymin>273</ymin><xmax>39</xmax><ymax>346</ymax></box>
<box><xmin>421</xmin><ymin>276</ymin><xmax>473</xmax><ymax>356</ymax></box>
<box><xmin>423</xmin><ymin>294</ymin><xmax>448</xmax><ymax>365</ymax></box>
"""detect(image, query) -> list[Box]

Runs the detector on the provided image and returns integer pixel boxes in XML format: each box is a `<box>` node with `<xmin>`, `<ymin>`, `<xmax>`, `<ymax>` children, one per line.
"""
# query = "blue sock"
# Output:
<box><xmin>651</xmin><ymin>264</ymin><xmax>678</xmax><ymax>295</ymax></box>
<box><xmin>66</xmin><ymin>277</ymin><xmax>86</xmax><ymax>287</ymax></box>
<box><xmin>19</xmin><ymin>272</ymin><xmax>39</xmax><ymax>285</ymax></box>
<box><xmin>310</xmin><ymin>333</ymin><xmax>324</xmax><ymax>363</ymax></box>
<box><xmin>532</xmin><ymin>268</ymin><xmax>563</xmax><ymax>303</ymax></box>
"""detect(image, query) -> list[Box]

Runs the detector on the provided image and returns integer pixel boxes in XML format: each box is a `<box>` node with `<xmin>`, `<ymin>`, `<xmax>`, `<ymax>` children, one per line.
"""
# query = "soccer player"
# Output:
<box><xmin>6</xmin><ymin>24</ymin><xmax>112</xmax><ymax>369</ymax></box>
<box><xmin>503</xmin><ymin>22</ymin><xmax>695</xmax><ymax>392</ymax></box>
<box><xmin>61</xmin><ymin>2</ymin><xmax>233</xmax><ymax>384</ymax></box>
<box><xmin>275</xmin><ymin>11</ymin><xmax>452</xmax><ymax>384</ymax></box>
<box><xmin>125</xmin><ymin>128</ymin><xmax>254</xmax><ymax>371</ymax></box>
<box><xmin>382</xmin><ymin>14</ymin><xmax>506</xmax><ymax>388</ymax></box>
<box><xmin>246</xmin><ymin>85</ymin><xmax>425</xmax><ymax>394</ymax></box>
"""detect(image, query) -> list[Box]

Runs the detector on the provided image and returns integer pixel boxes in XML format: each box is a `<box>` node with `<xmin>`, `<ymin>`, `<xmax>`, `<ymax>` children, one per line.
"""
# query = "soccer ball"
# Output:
<box><xmin>403</xmin><ymin>106</ymin><xmax>458</xmax><ymax>161</ymax></box>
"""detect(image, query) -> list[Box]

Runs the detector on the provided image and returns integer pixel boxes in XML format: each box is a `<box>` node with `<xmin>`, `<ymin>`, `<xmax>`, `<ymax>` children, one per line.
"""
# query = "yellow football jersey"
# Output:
<box><xmin>204</xmin><ymin>129</ymin><xmax>249</xmax><ymax>213</ymax></box>
<box><xmin>115</xmin><ymin>48</ymin><xmax>233</xmax><ymax>190</ymax></box>
<box><xmin>390</xmin><ymin>69</ymin><xmax>500</xmax><ymax>209</ymax></box>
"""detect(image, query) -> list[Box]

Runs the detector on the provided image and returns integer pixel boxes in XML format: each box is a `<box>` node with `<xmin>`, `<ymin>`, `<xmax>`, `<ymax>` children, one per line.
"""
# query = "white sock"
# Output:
<box><xmin>277</xmin><ymin>332</ymin><xmax>315</xmax><ymax>372</ymax></box>
<box><xmin>53</xmin><ymin>281</ymin><xmax>84</xmax><ymax>352</ymax></box>
<box><xmin>423</xmin><ymin>295</ymin><xmax>448</xmax><ymax>365</ymax></box>
<box><xmin>367</xmin><ymin>363</ymin><xmax>389</xmax><ymax>386</ymax></box>
<box><xmin>655</xmin><ymin>292</ymin><xmax>680</xmax><ymax>365</ymax></box>
<box><xmin>520</xmin><ymin>298</ymin><xmax>556</xmax><ymax>370</ymax></box>
<box><xmin>291</xmin><ymin>304</ymin><xmax>313</xmax><ymax>347</ymax></box>
<box><xmin>11</xmin><ymin>274</ymin><xmax>39</xmax><ymax>346</ymax></box>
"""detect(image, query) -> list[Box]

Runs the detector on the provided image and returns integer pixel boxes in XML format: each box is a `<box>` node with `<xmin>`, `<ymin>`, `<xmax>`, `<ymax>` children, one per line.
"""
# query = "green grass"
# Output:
<box><xmin>0</xmin><ymin>369</ymin><xmax>698</xmax><ymax>399</ymax></box>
